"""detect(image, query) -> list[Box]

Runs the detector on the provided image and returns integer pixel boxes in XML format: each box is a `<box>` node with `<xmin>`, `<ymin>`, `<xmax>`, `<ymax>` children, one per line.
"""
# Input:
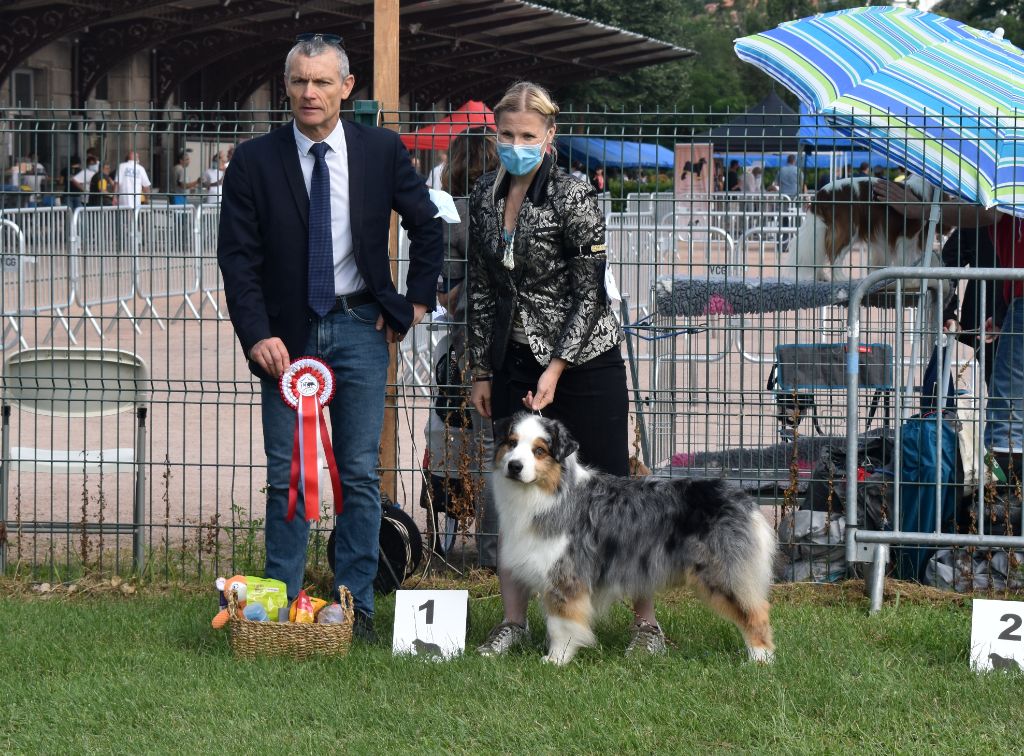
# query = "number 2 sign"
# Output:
<box><xmin>391</xmin><ymin>589</ymin><xmax>468</xmax><ymax>660</ymax></box>
<box><xmin>970</xmin><ymin>599</ymin><xmax>1024</xmax><ymax>672</ymax></box>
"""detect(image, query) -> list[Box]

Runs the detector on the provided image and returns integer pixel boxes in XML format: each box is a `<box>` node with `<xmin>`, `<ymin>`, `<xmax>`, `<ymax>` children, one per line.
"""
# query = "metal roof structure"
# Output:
<box><xmin>0</xmin><ymin>0</ymin><xmax>694</xmax><ymax>107</ymax></box>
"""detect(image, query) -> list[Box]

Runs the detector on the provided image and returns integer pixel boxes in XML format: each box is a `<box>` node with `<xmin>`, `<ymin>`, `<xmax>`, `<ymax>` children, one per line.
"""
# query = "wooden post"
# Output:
<box><xmin>374</xmin><ymin>0</ymin><xmax>401</xmax><ymax>501</ymax></box>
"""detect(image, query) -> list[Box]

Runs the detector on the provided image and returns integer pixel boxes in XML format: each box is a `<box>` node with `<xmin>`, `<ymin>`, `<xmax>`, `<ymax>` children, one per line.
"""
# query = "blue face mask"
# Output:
<box><xmin>497</xmin><ymin>140</ymin><xmax>545</xmax><ymax>176</ymax></box>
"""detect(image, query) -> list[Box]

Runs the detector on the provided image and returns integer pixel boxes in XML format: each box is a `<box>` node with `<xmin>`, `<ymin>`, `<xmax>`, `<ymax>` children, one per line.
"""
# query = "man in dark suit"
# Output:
<box><xmin>218</xmin><ymin>34</ymin><xmax>442</xmax><ymax>640</ymax></box>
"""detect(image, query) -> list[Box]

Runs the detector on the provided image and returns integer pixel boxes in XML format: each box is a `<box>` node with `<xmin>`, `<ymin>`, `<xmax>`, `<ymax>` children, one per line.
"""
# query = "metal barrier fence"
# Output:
<box><xmin>845</xmin><ymin>268</ymin><xmax>1024</xmax><ymax>612</ymax></box>
<box><xmin>0</xmin><ymin>106</ymin><xmax>1021</xmax><ymax>604</ymax></box>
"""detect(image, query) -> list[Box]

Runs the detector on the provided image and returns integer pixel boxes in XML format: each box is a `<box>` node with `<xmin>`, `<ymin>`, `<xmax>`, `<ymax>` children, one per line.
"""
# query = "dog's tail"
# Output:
<box><xmin>697</xmin><ymin>501</ymin><xmax>776</xmax><ymax>608</ymax></box>
<box><xmin>746</xmin><ymin>510</ymin><xmax>777</xmax><ymax>606</ymax></box>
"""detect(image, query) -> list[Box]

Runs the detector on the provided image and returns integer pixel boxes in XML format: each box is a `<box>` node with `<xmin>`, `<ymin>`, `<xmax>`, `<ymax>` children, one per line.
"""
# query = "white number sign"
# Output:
<box><xmin>391</xmin><ymin>589</ymin><xmax>468</xmax><ymax>660</ymax></box>
<box><xmin>970</xmin><ymin>598</ymin><xmax>1024</xmax><ymax>672</ymax></box>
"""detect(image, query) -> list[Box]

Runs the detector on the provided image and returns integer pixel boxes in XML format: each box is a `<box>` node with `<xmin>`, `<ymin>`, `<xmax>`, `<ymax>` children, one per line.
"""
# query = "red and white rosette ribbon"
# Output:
<box><xmin>280</xmin><ymin>357</ymin><xmax>343</xmax><ymax>522</ymax></box>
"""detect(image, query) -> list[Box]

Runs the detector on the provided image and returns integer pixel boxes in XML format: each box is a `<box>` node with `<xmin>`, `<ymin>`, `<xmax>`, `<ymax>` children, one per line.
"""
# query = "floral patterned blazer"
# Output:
<box><xmin>467</xmin><ymin>155</ymin><xmax>622</xmax><ymax>375</ymax></box>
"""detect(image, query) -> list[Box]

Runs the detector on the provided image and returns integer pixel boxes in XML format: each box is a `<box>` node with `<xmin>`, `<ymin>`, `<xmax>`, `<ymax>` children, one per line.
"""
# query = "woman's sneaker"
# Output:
<box><xmin>625</xmin><ymin>620</ymin><xmax>666</xmax><ymax>656</ymax></box>
<box><xmin>476</xmin><ymin>621</ymin><xmax>529</xmax><ymax>656</ymax></box>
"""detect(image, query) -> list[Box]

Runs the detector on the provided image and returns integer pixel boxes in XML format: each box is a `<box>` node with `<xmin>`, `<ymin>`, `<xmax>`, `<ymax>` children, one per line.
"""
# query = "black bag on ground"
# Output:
<box><xmin>778</xmin><ymin>434</ymin><xmax>894</xmax><ymax>583</ymax></box>
<box><xmin>327</xmin><ymin>492</ymin><xmax>423</xmax><ymax>595</ymax></box>
<box><xmin>801</xmin><ymin>434</ymin><xmax>895</xmax><ymax>532</ymax></box>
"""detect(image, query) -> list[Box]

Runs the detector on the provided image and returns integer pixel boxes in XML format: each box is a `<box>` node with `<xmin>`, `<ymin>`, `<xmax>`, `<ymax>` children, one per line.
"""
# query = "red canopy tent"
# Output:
<box><xmin>400</xmin><ymin>100</ymin><xmax>495</xmax><ymax>151</ymax></box>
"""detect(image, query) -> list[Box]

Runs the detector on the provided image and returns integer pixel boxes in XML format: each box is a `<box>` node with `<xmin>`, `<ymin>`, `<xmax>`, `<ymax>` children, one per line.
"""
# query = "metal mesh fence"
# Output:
<box><xmin>1</xmin><ymin>105</ymin><xmax>1022</xmax><ymax>596</ymax></box>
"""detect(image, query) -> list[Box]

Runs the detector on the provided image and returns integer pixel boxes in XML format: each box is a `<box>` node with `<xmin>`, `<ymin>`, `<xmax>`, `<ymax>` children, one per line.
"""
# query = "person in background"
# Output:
<box><xmin>777</xmin><ymin>154</ymin><xmax>804</xmax><ymax>198</ymax></box>
<box><xmin>726</xmin><ymin>159</ymin><xmax>741</xmax><ymax>192</ymax></box>
<box><xmin>423</xmin><ymin>126</ymin><xmax>500</xmax><ymax>570</ymax></box>
<box><xmin>590</xmin><ymin>165</ymin><xmax>605</xmax><ymax>192</ymax></box>
<box><xmin>428</xmin><ymin>154</ymin><xmax>446</xmax><ymax>189</ymax></box>
<box><xmin>172</xmin><ymin>150</ymin><xmax>198</xmax><ymax>205</ymax></box>
<box><xmin>875</xmin><ymin>180</ymin><xmax>1021</xmax><ymax>475</ymax></box>
<box><xmin>743</xmin><ymin>165</ymin><xmax>763</xmax><ymax>193</ymax></box>
<box><xmin>72</xmin><ymin>155</ymin><xmax>99</xmax><ymax>208</ymax></box>
<box><xmin>856</xmin><ymin>161</ymin><xmax>870</xmax><ymax>178</ymax></box>
<box><xmin>468</xmin><ymin>80</ymin><xmax>665</xmax><ymax>658</ymax></box>
<box><xmin>202</xmin><ymin>151</ymin><xmax>226</xmax><ymax>204</ymax></box>
<box><xmin>570</xmin><ymin>161</ymin><xmax>587</xmax><ymax>182</ymax></box>
<box><xmin>409</xmin><ymin>155</ymin><xmax>427</xmax><ymax>183</ymax></box>
<box><xmin>88</xmin><ymin>161</ymin><xmax>116</xmax><ymax>207</ymax></box>
<box><xmin>58</xmin><ymin>155</ymin><xmax>83</xmax><ymax>210</ymax></box>
<box><xmin>115</xmin><ymin>151</ymin><xmax>152</xmax><ymax>209</ymax></box>
<box><xmin>217</xmin><ymin>33</ymin><xmax>442</xmax><ymax>642</ymax></box>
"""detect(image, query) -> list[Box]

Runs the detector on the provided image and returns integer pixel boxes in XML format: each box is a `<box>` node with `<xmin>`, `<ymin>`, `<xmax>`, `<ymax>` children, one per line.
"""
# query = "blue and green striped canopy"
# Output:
<box><xmin>735</xmin><ymin>7</ymin><xmax>1024</xmax><ymax>216</ymax></box>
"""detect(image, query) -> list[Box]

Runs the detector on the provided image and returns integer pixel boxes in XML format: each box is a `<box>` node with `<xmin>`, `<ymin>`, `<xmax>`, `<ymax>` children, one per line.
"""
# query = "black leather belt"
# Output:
<box><xmin>328</xmin><ymin>291</ymin><xmax>375</xmax><ymax>313</ymax></box>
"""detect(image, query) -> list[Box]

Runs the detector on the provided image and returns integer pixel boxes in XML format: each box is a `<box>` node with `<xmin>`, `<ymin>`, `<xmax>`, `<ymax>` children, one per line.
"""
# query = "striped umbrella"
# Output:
<box><xmin>735</xmin><ymin>6</ymin><xmax>1024</xmax><ymax>216</ymax></box>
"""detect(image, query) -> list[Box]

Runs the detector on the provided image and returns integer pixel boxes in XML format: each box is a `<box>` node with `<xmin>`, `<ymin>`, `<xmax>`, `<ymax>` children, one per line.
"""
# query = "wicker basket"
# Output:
<box><xmin>226</xmin><ymin>586</ymin><xmax>354</xmax><ymax>660</ymax></box>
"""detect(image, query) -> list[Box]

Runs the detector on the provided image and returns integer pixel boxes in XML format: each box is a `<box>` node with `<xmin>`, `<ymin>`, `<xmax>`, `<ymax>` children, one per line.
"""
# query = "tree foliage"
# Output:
<box><xmin>933</xmin><ymin>0</ymin><xmax>1024</xmax><ymax>48</ymax></box>
<box><xmin>535</xmin><ymin>0</ymin><xmax>1018</xmax><ymax>116</ymax></box>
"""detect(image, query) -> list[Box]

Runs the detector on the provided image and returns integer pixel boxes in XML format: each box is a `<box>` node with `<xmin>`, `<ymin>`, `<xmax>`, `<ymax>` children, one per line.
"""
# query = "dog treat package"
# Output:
<box><xmin>245</xmin><ymin>577</ymin><xmax>289</xmax><ymax>622</ymax></box>
<box><xmin>288</xmin><ymin>594</ymin><xmax>327</xmax><ymax>622</ymax></box>
<box><xmin>292</xmin><ymin>589</ymin><xmax>316</xmax><ymax>623</ymax></box>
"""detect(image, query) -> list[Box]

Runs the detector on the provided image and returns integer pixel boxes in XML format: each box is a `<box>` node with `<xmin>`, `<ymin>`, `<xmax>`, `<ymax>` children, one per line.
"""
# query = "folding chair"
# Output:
<box><xmin>770</xmin><ymin>343</ymin><xmax>894</xmax><ymax>439</ymax></box>
<box><xmin>0</xmin><ymin>347</ymin><xmax>149</xmax><ymax>572</ymax></box>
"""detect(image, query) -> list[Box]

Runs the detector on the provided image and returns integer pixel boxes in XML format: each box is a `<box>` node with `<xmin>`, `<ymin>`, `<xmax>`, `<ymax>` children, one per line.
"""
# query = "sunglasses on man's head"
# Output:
<box><xmin>295</xmin><ymin>33</ymin><xmax>345</xmax><ymax>49</ymax></box>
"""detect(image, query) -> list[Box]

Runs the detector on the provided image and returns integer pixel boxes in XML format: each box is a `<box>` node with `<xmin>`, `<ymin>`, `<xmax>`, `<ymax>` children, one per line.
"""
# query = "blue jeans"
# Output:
<box><xmin>260</xmin><ymin>299</ymin><xmax>389</xmax><ymax>614</ymax></box>
<box><xmin>986</xmin><ymin>297</ymin><xmax>1024</xmax><ymax>454</ymax></box>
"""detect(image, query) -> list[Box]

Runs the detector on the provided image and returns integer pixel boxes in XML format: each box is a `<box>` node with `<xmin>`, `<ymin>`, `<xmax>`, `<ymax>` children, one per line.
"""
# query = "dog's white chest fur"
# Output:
<box><xmin>492</xmin><ymin>481</ymin><xmax>568</xmax><ymax>588</ymax></box>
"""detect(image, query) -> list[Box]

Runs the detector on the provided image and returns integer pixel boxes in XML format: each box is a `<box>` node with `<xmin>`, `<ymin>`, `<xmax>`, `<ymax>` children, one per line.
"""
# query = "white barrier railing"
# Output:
<box><xmin>136</xmin><ymin>205</ymin><xmax>201</xmax><ymax>323</ymax></box>
<box><xmin>72</xmin><ymin>206</ymin><xmax>139</xmax><ymax>335</ymax></box>
<box><xmin>0</xmin><ymin>207</ymin><xmax>74</xmax><ymax>324</ymax></box>
<box><xmin>0</xmin><ymin>219</ymin><xmax>29</xmax><ymax>349</ymax></box>
<box><xmin>197</xmin><ymin>205</ymin><xmax>224</xmax><ymax>318</ymax></box>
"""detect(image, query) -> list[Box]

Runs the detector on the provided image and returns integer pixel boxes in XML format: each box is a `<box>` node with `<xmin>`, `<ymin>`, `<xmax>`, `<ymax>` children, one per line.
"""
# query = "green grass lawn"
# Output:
<box><xmin>1</xmin><ymin>579</ymin><xmax>1022</xmax><ymax>754</ymax></box>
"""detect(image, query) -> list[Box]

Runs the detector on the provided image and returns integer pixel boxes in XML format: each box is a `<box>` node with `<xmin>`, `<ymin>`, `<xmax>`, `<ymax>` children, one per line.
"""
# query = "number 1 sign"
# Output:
<box><xmin>392</xmin><ymin>590</ymin><xmax>469</xmax><ymax>659</ymax></box>
<box><xmin>970</xmin><ymin>599</ymin><xmax>1024</xmax><ymax>672</ymax></box>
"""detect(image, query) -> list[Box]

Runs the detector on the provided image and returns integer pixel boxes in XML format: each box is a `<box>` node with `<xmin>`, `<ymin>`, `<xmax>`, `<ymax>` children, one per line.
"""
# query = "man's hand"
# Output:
<box><xmin>984</xmin><ymin>316</ymin><xmax>1002</xmax><ymax>343</ymax></box>
<box><xmin>376</xmin><ymin>302</ymin><xmax>429</xmax><ymax>344</ymax></box>
<box><xmin>249</xmin><ymin>337</ymin><xmax>291</xmax><ymax>378</ymax></box>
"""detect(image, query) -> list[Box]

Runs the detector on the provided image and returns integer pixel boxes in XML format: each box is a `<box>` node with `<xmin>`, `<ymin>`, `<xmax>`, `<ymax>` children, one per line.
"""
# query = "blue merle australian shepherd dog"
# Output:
<box><xmin>492</xmin><ymin>413</ymin><xmax>776</xmax><ymax>666</ymax></box>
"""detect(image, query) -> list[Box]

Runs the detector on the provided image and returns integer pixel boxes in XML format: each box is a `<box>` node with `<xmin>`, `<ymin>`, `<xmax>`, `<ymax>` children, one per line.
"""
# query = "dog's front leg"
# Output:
<box><xmin>541</xmin><ymin>584</ymin><xmax>596</xmax><ymax>666</ymax></box>
<box><xmin>542</xmin><ymin>616</ymin><xmax>593</xmax><ymax>666</ymax></box>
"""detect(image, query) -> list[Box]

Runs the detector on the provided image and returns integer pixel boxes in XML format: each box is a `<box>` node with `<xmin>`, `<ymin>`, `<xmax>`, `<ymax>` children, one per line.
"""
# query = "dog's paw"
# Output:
<box><xmin>542</xmin><ymin>650</ymin><xmax>574</xmax><ymax>666</ymax></box>
<box><xmin>747</xmin><ymin>647</ymin><xmax>775</xmax><ymax>664</ymax></box>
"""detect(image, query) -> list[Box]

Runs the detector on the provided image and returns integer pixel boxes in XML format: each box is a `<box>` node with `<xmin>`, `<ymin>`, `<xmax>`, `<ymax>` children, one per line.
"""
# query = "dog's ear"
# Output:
<box><xmin>544</xmin><ymin>418</ymin><xmax>579</xmax><ymax>462</ymax></box>
<box><xmin>491</xmin><ymin>416</ymin><xmax>513</xmax><ymax>448</ymax></box>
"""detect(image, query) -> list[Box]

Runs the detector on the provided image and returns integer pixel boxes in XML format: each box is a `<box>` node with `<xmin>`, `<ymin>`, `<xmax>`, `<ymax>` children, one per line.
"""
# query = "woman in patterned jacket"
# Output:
<box><xmin>468</xmin><ymin>81</ymin><xmax>665</xmax><ymax>658</ymax></box>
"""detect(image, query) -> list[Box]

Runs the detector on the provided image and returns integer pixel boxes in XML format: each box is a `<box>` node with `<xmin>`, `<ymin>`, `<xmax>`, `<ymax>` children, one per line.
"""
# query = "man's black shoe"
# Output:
<box><xmin>353</xmin><ymin>611</ymin><xmax>378</xmax><ymax>644</ymax></box>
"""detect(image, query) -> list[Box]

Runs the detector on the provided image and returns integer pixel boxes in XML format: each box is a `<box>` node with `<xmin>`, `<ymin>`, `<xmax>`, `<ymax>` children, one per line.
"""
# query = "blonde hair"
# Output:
<box><xmin>492</xmin><ymin>81</ymin><xmax>559</xmax><ymax>129</ymax></box>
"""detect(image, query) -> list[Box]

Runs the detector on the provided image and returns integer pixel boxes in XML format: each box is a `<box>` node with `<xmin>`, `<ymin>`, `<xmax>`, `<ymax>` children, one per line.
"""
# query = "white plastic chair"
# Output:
<box><xmin>0</xmin><ymin>347</ymin><xmax>150</xmax><ymax>572</ymax></box>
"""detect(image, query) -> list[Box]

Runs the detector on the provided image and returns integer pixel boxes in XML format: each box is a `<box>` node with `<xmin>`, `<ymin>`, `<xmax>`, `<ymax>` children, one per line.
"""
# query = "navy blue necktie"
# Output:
<box><xmin>307</xmin><ymin>142</ymin><xmax>335</xmax><ymax>316</ymax></box>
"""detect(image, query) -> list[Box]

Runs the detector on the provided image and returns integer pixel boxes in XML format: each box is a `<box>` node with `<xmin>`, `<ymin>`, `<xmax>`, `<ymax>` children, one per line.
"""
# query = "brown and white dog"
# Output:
<box><xmin>785</xmin><ymin>175</ymin><xmax>931</xmax><ymax>281</ymax></box>
<box><xmin>492</xmin><ymin>413</ymin><xmax>776</xmax><ymax>665</ymax></box>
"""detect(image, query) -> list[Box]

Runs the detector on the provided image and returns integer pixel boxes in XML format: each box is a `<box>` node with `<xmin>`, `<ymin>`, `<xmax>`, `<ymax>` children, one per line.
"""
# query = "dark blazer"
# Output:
<box><xmin>218</xmin><ymin>120</ymin><xmax>443</xmax><ymax>380</ymax></box>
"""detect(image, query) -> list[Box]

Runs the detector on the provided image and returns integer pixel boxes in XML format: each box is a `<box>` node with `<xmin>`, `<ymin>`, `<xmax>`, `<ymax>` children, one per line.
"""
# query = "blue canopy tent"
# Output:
<box><xmin>798</xmin><ymin>105</ymin><xmax>902</xmax><ymax>169</ymax></box>
<box><xmin>557</xmin><ymin>136</ymin><xmax>674</xmax><ymax>171</ymax></box>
